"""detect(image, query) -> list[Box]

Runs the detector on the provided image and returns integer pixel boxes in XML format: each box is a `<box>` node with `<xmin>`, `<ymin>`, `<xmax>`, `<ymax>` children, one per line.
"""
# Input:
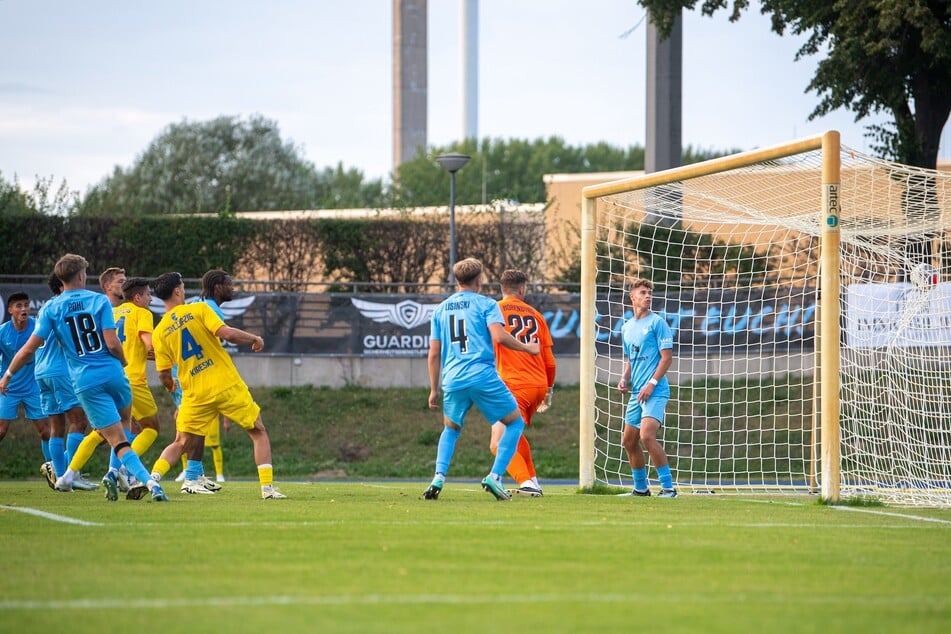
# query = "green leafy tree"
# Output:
<box><xmin>638</xmin><ymin>0</ymin><xmax>950</xmax><ymax>169</ymax></box>
<box><xmin>76</xmin><ymin>115</ymin><xmax>323</xmax><ymax>215</ymax></box>
<box><xmin>1</xmin><ymin>173</ymin><xmax>77</xmax><ymax>216</ymax></box>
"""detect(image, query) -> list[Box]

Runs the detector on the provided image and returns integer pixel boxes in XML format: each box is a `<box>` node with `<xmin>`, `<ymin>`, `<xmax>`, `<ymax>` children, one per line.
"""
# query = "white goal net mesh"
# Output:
<box><xmin>589</xmin><ymin>143</ymin><xmax>951</xmax><ymax>507</ymax></box>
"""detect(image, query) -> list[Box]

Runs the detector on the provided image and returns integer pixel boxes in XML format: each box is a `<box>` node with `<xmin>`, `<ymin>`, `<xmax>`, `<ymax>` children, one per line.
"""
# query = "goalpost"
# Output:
<box><xmin>579</xmin><ymin>131</ymin><xmax>951</xmax><ymax>507</ymax></box>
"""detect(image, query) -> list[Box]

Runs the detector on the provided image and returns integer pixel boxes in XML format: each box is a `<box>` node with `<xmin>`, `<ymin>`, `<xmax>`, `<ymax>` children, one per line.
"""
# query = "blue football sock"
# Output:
<box><xmin>633</xmin><ymin>467</ymin><xmax>648</xmax><ymax>491</ymax></box>
<box><xmin>49</xmin><ymin>437</ymin><xmax>66</xmax><ymax>477</ymax></box>
<box><xmin>118</xmin><ymin>450</ymin><xmax>153</xmax><ymax>488</ymax></box>
<box><xmin>185</xmin><ymin>460</ymin><xmax>202</xmax><ymax>481</ymax></box>
<box><xmin>435</xmin><ymin>426</ymin><xmax>461</xmax><ymax>476</ymax></box>
<box><xmin>66</xmin><ymin>432</ymin><xmax>84</xmax><ymax>465</ymax></box>
<box><xmin>41</xmin><ymin>439</ymin><xmax>51</xmax><ymax>461</ymax></box>
<box><xmin>491</xmin><ymin>418</ymin><xmax>525</xmax><ymax>478</ymax></box>
<box><xmin>657</xmin><ymin>464</ymin><xmax>673</xmax><ymax>490</ymax></box>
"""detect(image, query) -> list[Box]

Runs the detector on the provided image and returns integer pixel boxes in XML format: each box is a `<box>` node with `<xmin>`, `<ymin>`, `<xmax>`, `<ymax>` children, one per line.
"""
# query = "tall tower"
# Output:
<box><xmin>393</xmin><ymin>0</ymin><xmax>428</xmax><ymax>168</ymax></box>
<box><xmin>645</xmin><ymin>11</ymin><xmax>682</xmax><ymax>173</ymax></box>
<box><xmin>461</xmin><ymin>0</ymin><xmax>478</xmax><ymax>142</ymax></box>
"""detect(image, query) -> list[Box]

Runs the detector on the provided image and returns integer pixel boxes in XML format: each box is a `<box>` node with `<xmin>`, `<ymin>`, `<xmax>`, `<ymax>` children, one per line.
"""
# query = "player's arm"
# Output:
<box><xmin>139</xmin><ymin>330</ymin><xmax>155</xmax><ymax>360</ymax></box>
<box><xmin>158</xmin><ymin>368</ymin><xmax>175</xmax><ymax>392</ymax></box>
<box><xmin>103</xmin><ymin>328</ymin><xmax>127</xmax><ymax>367</ymax></box>
<box><xmin>488</xmin><ymin>322</ymin><xmax>539</xmax><ymax>355</ymax></box>
<box><xmin>0</xmin><ymin>334</ymin><xmax>44</xmax><ymax>394</ymax></box>
<box><xmin>214</xmin><ymin>325</ymin><xmax>264</xmax><ymax>352</ymax></box>
<box><xmin>617</xmin><ymin>358</ymin><xmax>632</xmax><ymax>392</ymax></box>
<box><xmin>427</xmin><ymin>339</ymin><xmax>441</xmax><ymax>410</ymax></box>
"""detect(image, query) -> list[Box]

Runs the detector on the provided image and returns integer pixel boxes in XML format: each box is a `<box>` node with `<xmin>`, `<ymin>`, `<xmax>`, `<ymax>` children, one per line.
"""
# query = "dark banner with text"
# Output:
<box><xmin>1</xmin><ymin>285</ymin><xmax>817</xmax><ymax>356</ymax></box>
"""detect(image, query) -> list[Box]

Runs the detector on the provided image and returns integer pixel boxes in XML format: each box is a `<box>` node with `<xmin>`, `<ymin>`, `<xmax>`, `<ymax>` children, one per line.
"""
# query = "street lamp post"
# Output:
<box><xmin>435</xmin><ymin>153</ymin><xmax>471</xmax><ymax>285</ymax></box>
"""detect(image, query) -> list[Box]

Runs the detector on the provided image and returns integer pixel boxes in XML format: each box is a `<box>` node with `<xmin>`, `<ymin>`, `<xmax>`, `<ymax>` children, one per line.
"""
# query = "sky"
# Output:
<box><xmin>1</xmin><ymin>0</ymin><xmax>948</xmax><ymax>195</ymax></box>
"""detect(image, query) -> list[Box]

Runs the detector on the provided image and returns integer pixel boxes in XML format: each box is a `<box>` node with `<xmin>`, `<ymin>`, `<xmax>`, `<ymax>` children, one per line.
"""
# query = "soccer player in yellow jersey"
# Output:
<box><xmin>114</xmin><ymin>278</ymin><xmax>162</xmax><ymax>459</ymax></box>
<box><xmin>491</xmin><ymin>269</ymin><xmax>557</xmax><ymax>496</ymax></box>
<box><xmin>146</xmin><ymin>271</ymin><xmax>285</xmax><ymax>500</ymax></box>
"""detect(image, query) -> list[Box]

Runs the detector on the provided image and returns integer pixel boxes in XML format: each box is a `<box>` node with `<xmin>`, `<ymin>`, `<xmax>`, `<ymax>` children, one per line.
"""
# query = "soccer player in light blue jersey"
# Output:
<box><xmin>0</xmin><ymin>254</ymin><xmax>168</xmax><ymax>502</ymax></box>
<box><xmin>34</xmin><ymin>273</ymin><xmax>97</xmax><ymax>491</ymax></box>
<box><xmin>0</xmin><ymin>291</ymin><xmax>51</xmax><ymax>468</ymax></box>
<box><xmin>424</xmin><ymin>258</ymin><xmax>540</xmax><ymax>501</ymax></box>
<box><xmin>617</xmin><ymin>278</ymin><xmax>677</xmax><ymax>498</ymax></box>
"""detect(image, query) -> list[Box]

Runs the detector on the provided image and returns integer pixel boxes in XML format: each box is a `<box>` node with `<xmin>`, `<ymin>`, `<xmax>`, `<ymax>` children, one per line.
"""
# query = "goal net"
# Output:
<box><xmin>579</xmin><ymin>132</ymin><xmax>951</xmax><ymax>507</ymax></box>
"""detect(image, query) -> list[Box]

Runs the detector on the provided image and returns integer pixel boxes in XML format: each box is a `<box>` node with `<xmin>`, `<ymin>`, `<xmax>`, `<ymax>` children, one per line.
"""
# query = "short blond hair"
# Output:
<box><xmin>54</xmin><ymin>254</ymin><xmax>89</xmax><ymax>284</ymax></box>
<box><xmin>453</xmin><ymin>258</ymin><xmax>483</xmax><ymax>286</ymax></box>
<box><xmin>98</xmin><ymin>266</ymin><xmax>125</xmax><ymax>290</ymax></box>
<box><xmin>628</xmin><ymin>278</ymin><xmax>654</xmax><ymax>291</ymax></box>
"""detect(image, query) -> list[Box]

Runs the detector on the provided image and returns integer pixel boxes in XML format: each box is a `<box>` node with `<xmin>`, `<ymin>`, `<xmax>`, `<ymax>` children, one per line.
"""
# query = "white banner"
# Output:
<box><xmin>845</xmin><ymin>282</ymin><xmax>951</xmax><ymax>348</ymax></box>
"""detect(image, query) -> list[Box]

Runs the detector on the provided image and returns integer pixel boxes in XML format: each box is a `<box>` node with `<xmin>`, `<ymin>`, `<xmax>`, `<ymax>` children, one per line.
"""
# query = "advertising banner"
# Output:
<box><xmin>1</xmin><ymin>284</ymin><xmax>820</xmax><ymax>356</ymax></box>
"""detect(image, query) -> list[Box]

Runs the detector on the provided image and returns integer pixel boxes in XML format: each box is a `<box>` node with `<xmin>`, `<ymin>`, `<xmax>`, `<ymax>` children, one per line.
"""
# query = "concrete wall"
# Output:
<box><xmin>149</xmin><ymin>352</ymin><xmax>811</xmax><ymax>389</ymax></box>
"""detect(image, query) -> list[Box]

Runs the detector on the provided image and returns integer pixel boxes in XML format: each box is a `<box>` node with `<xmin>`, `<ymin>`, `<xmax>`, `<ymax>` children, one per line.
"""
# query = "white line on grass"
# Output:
<box><xmin>0</xmin><ymin>504</ymin><xmax>102</xmax><ymax>526</ymax></box>
<box><xmin>831</xmin><ymin>505</ymin><xmax>951</xmax><ymax>525</ymax></box>
<box><xmin>0</xmin><ymin>591</ymin><xmax>945</xmax><ymax>611</ymax></box>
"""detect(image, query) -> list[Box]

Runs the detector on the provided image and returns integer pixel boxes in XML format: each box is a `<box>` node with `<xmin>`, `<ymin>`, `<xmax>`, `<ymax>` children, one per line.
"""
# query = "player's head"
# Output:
<box><xmin>54</xmin><ymin>253</ymin><xmax>89</xmax><ymax>284</ymax></box>
<box><xmin>6</xmin><ymin>291</ymin><xmax>29</xmax><ymax>313</ymax></box>
<box><xmin>201</xmin><ymin>269</ymin><xmax>233</xmax><ymax>303</ymax></box>
<box><xmin>454</xmin><ymin>258</ymin><xmax>483</xmax><ymax>286</ymax></box>
<box><xmin>98</xmin><ymin>267</ymin><xmax>126</xmax><ymax>293</ymax></box>
<box><xmin>47</xmin><ymin>272</ymin><xmax>63</xmax><ymax>296</ymax></box>
<box><xmin>152</xmin><ymin>272</ymin><xmax>184</xmax><ymax>301</ymax></box>
<box><xmin>628</xmin><ymin>278</ymin><xmax>654</xmax><ymax>293</ymax></box>
<box><xmin>500</xmin><ymin>269</ymin><xmax>528</xmax><ymax>296</ymax></box>
<box><xmin>121</xmin><ymin>277</ymin><xmax>152</xmax><ymax>303</ymax></box>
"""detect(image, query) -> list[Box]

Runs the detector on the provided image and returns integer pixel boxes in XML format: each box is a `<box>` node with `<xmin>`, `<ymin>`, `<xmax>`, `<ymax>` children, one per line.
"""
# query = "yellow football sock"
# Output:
<box><xmin>69</xmin><ymin>431</ymin><xmax>104</xmax><ymax>472</ymax></box>
<box><xmin>257</xmin><ymin>463</ymin><xmax>273</xmax><ymax>487</ymax></box>
<box><xmin>130</xmin><ymin>427</ymin><xmax>158</xmax><ymax>456</ymax></box>
<box><xmin>180</xmin><ymin>455</ymin><xmax>187</xmax><ymax>474</ymax></box>
<box><xmin>151</xmin><ymin>458</ymin><xmax>172</xmax><ymax>479</ymax></box>
<box><xmin>211</xmin><ymin>445</ymin><xmax>223</xmax><ymax>478</ymax></box>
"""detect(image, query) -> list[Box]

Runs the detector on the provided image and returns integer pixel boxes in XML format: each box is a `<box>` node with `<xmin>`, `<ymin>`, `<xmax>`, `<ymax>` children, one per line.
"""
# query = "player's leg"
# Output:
<box><xmin>639</xmin><ymin>396</ymin><xmax>675</xmax><ymax>497</ymax></box>
<box><xmin>622</xmin><ymin>400</ymin><xmax>650</xmax><ymax>495</ymax></box>
<box><xmin>129</xmin><ymin>384</ymin><xmax>160</xmax><ymax>457</ymax></box>
<box><xmin>423</xmin><ymin>389</ymin><xmax>469</xmax><ymax>499</ymax></box>
<box><xmin>208</xmin><ymin>416</ymin><xmax>225</xmax><ymax>482</ymax></box>
<box><xmin>479</xmin><ymin>380</ymin><xmax>524</xmax><ymax>500</ymax></box>
<box><xmin>46</xmin><ymin>412</ymin><xmax>67</xmax><ymax>485</ymax></box>
<box><xmin>220</xmin><ymin>384</ymin><xmax>285</xmax><ymax>499</ymax></box>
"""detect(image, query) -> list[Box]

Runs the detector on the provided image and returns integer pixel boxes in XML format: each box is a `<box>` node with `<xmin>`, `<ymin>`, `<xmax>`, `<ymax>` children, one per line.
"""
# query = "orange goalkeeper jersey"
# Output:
<box><xmin>494</xmin><ymin>296</ymin><xmax>556</xmax><ymax>389</ymax></box>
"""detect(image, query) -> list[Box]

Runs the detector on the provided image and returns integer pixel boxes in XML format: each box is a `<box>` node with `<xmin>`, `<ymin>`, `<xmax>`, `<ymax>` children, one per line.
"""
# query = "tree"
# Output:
<box><xmin>1</xmin><ymin>172</ymin><xmax>78</xmax><ymax>216</ymax></box>
<box><xmin>76</xmin><ymin>115</ymin><xmax>323</xmax><ymax>215</ymax></box>
<box><xmin>393</xmin><ymin>137</ymin><xmax>728</xmax><ymax>207</ymax></box>
<box><xmin>638</xmin><ymin>0</ymin><xmax>950</xmax><ymax>169</ymax></box>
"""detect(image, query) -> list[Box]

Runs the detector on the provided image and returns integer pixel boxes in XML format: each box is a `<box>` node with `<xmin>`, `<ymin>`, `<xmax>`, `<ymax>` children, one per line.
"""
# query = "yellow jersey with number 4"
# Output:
<box><xmin>154</xmin><ymin>301</ymin><xmax>242</xmax><ymax>403</ymax></box>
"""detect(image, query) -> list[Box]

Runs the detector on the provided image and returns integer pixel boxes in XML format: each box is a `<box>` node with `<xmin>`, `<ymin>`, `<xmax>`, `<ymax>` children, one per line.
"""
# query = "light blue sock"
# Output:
<box><xmin>41</xmin><ymin>439</ymin><xmax>51</xmax><ymax>461</ymax></box>
<box><xmin>49</xmin><ymin>437</ymin><xmax>66</xmax><ymax>477</ymax></box>
<box><xmin>657</xmin><ymin>464</ymin><xmax>673</xmax><ymax>490</ymax></box>
<box><xmin>491</xmin><ymin>418</ymin><xmax>525</xmax><ymax>478</ymax></box>
<box><xmin>435</xmin><ymin>426</ymin><xmax>461</xmax><ymax>475</ymax></box>
<box><xmin>118</xmin><ymin>450</ymin><xmax>153</xmax><ymax>488</ymax></box>
<box><xmin>185</xmin><ymin>460</ymin><xmax>202</xmax><ymax>481</ymax></box>
<box><xmin>633</xmin><ymin>467</ymin><xmax>648</xmax><ymax>491</ymax></box>
<box><xmin>66</xmin><ymin>432</ymin><xmax>84</xmax><ymax>465</ymax></box>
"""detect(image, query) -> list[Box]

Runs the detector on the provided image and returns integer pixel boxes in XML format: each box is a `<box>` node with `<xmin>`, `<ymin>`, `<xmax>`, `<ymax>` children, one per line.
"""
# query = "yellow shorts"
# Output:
<box><xmin>130</xmin><ymin>383</ymin><xmax>158</xmax><ymax>420</ymax></box>
<box><xmin>177</xmin><ymin>383</ymin><xmax>260</xmax><ymax>436</ymax></box>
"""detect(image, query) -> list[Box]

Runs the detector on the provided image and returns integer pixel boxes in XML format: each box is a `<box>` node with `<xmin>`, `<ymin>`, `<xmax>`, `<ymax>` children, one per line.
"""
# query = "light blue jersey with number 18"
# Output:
<box><xmin>34</xmin><ymin>289</ymin><xmax>124</xmax><ymax>393</ymax></box>
<box><xmin>430</xmin><ymin>290</ymin><xmax>504</xmax><ymax>392</ymax></box>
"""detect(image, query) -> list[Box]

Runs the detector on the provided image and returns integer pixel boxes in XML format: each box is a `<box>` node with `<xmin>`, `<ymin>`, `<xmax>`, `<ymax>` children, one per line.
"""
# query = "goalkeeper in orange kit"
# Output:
<box><xmin>491</xmin><ymin>269</ymin><xmax>557</xmax><ymax>496</ymax></box>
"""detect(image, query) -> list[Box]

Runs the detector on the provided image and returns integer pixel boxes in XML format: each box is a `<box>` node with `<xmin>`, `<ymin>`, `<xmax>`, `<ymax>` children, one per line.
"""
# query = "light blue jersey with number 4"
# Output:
<box><xmin>430</xmin><ymin>290</ymin><xmax>504</xmax><ymax>392</ymax></box>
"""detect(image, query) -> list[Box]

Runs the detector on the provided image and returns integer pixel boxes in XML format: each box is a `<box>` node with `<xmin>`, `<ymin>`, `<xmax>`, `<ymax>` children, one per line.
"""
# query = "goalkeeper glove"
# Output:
<box><xmin>536</xmin><ymin>387</ymin><xmax>554</xmax><ymax>413</ymax></box>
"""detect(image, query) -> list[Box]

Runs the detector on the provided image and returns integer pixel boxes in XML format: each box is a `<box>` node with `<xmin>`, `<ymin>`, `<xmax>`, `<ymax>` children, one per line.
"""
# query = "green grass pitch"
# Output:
<box><xmin>1</xmin><ymin>480</ymin><xmax>949</xmax><ymax>633</ymax></box>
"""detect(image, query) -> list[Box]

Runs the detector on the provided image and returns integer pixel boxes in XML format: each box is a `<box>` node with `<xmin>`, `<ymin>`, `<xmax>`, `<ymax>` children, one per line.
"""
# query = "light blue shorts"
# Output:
<box><xmin>624</xmin><ymin>394</ymin><xmax>668</xmax><ymax>428</ymax></box>
<box><xmin>76</xmin><ymin>376</ymin><xmax>132</xmax><ymax>430</ymax></box>
<box><xmin>0</xmin><ymin>391</ymin><xmax>45</xmax><ymax>420</ymax></box>
<box><xmin>443</xmin><ymin>376</ymin><xmax>518</xmax><ymax>428</ymax></box>
<box><xmin>37</xmin><ymin>375</ymin><xmax>81</xmax><ymax>416</ymax></box>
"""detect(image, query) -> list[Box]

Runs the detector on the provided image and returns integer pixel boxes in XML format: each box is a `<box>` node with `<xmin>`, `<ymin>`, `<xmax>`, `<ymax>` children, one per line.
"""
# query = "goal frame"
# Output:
<box><xmin>578</xmin><ymin>131</ymin><xmax>843</xmax><ymax>501</ymax></box>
